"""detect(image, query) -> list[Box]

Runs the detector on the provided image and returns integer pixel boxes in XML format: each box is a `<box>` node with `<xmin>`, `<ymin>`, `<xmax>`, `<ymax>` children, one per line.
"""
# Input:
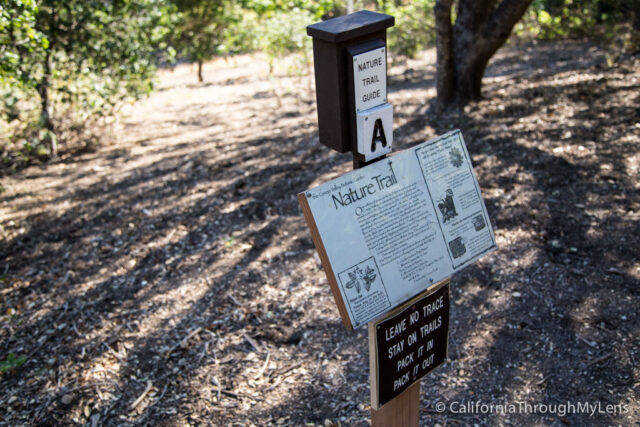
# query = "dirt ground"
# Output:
<box><xmin>1</xmin><ymin>40</ymin><xmax>639</xmax><ymax>426</ymax></box>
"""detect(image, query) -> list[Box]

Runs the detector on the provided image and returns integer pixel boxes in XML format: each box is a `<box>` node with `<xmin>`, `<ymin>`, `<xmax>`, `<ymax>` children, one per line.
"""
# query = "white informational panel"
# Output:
<box><xmin>299</xmin><ymin>130</ymin><xmax>496</xmax><ymax>329</ymax></box>
<box><xmin>353</xmin><ymin>46</ymin><xmax>387</xmax><ymax>113</ymax></box>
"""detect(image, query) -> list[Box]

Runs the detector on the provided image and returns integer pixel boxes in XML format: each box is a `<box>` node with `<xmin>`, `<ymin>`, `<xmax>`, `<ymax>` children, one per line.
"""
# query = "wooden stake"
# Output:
<box><xmin>371</xmin><ymin>381</ymin><xmax>420</xmax><ymax>427</ymax></box>
<box><xmin>355</xmin><ymin>149</ymin><xmax>422</xmax><ymax>426</ymax></box>
<box><xmin>368</xmin><ymin>281</ymin><xmax>449</xmax><ymax>425</ymax></box>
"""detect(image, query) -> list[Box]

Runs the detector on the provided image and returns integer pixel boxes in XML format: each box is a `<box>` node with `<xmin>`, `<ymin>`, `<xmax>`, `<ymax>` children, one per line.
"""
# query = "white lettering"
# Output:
<box><xmin>357</xmin><ymin>57</ymin><xmax>383</xmax><ymax>72</ymax></box>
<box><xmin>387</xmin><ymin>340</ymin><xmax>404</xmax><ymax>359</ymax></box>
<box><xmin>397</xmin><ymin>352</ymin><xmax>414</xmax><ymax>371</ymax></box>
<box><xmin>385</xmin><ymin>318</ymin><xmax>406</xmax><ymax>341</ymax></box>
<box><xmin>393</xmin><ymin>372</ymin><xmax>410</xmax><ymax>391</ymax></box>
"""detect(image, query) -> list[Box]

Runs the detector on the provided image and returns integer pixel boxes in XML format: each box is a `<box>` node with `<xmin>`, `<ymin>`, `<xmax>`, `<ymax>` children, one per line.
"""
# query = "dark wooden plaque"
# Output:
<box><xmin>369</xmin><ymin>280</ymin><xmax>449</xmax><ymax>409</ymax></box>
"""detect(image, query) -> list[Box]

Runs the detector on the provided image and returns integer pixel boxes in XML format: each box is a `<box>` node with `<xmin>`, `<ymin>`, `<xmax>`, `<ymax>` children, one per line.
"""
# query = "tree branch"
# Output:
<box><xmin>456</xmin><ymin>0</ymin><xmax>497</xmax><ymax>34</ymax></box>
<box><xmin>486</xmin><ymin>0</ymin><xmax>534</xmax><ymax>42</ymax></box>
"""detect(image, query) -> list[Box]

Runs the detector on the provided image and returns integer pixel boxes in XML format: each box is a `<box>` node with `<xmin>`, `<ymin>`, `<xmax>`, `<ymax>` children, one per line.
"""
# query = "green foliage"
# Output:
<box><xmin>174</xmin><ymin>0</ymin><xmax>240</xmax><ymax>66</ymax></box>
<box><xmin>1</xmin><ymin>0</ymin><xmax>177</xmax><ymax>162</ymax></box>
<box><xmin>0</xmin><ymin>0</ymin><xmax>48</xmax><ymax>88</ymax></box>
<box><xmin>527</xmin><ymin>0</ymin><xmax>639</xmax><ymax>50</ymax></box>
<box><xmin>258</xmin><ymin>8</ymin><xmax>315</xmax><ymax>68</ymax></box>
<box><xmin>33</xmin><ymin>0</ymin><xmax>176</xmax><ymax>108</ymax></box>
<box><xmin>378</xmin><ymin>0</ymin><xmax>436</xmax><ymax>59</ymax></box>
<box><xmin>0</xmin><ymin>353</ymin><xmax>26</xmax><ymax>374</ymax></box>
<box><xmin>228</xmin><ymin>0</ymin><xmax>340</xmax><ymax>54</ymax></box>
<box><xmin>224</xmin><ymin>10</ymin><xmax>260</xmax><ymax>54</ymax></box>
<box><xmin>533</xmin><ymin>0</ymin><xmax>598</xmax><ymax>38</ymax></box>
<box><xmin>228</xmin><ymin>0</ymin><xmax>438</xmax><ymax>74</ymax></box>
<box><xmin>241</xmin><ymin>0</ymin><xmax>334</xmax><ymax>19</ymax></box>
<box><xmin>225</xmin><ymin>5</ymin><xmax>320</xmax><ymax>75</ymax></box>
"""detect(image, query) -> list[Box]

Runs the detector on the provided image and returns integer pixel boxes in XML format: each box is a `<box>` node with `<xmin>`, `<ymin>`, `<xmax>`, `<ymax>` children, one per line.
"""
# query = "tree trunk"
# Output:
<box><xmin>434</xmin><ymin>0</ymin><xmax>534</xmax><ymax>112</ymax></box>
<box><xmin>37</xmin><ymin>48</ymin><xmax>57</xmax><ymax>158</ymax></box>
<box><xmin>434</xmin><ymin>0</ymin><xmax>455</xmax><ymax>108</ymax></box>
<box><xmin>36</xmin><ymin>5</ymin><xmax>58</xmax><ymax>158</ymax></box>
<box><xmin>197</xmin><ymin>60</ymin><xmax>203</xmax><ymax>82</ymax></box>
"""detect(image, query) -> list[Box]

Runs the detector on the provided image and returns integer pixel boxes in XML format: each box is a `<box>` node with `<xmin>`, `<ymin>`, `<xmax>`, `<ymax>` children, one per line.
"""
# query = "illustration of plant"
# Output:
<box><xmin>362</xmin><ymin>266</ymin><xmax>377</xmax><ymax>292</ymax></box>
<box><xmin>449</xmin><ymin>147</ymin><xmax>463</xmax><ymax>168</ymax></box>
<box><xmin>345</xmin><ymin>265</ymin><xmax>378</xmax><ymax>294</ymax></box>
<box><xmin>345</xmin><ymin>267</ymin><xmax>364</xmax><ymax>294</ymax></box>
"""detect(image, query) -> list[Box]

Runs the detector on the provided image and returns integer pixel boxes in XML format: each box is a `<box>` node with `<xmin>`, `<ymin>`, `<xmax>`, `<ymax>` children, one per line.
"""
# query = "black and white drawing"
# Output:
<box><xmin>337</xmin><ymin>256</ymin><xmax>391</xmax><ymax>326</ymax></box>
<box><xmin>338</xmin><ymin>257</ymin><xmax>383</xmax><ymax>297</ymax></box>
<box><xmin>448</xmin><ymin>237</ymin><xmax>467</xmax><ymax>259</ymax></box>
<box><xmin>472</xmin><ymin>214</ymin><xmax>486</xmax><ymax>231</ymax></box>
<box><xmin>345</xmin><ymin>265</ymin><xmax>377</xmax><ymax>294</ymax></box>
<box><xmin>449</xmin><ymin>147</ymin><xmax>464</xmax><ymax>168</ymax></box>
<box><xmin>437</xmin><ymin>189</ymin><xmax>458</xmax><ymax>223</ymax></box>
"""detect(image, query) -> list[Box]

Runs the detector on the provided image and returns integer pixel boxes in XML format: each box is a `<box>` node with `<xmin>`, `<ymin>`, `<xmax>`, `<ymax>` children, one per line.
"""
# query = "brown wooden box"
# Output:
<box><xmin>307</xmin><ymin>10</ymin><xmax>394</xmax><ymax>153</ymax></box>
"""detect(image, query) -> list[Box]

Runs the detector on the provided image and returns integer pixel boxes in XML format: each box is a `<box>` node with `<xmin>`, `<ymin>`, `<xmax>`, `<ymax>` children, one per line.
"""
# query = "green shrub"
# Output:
<box><xmin>378</xmin><ymin>0</ymin><xmax>436</xmax><ymax>60</ymax></box>
<box><xmin>0</xmin><ymin>0</ymin><xmax>176</xmax><ymax>163</ymax></box>
<box><xmin>248</xmin><ymin>8</ymin><xmax>315</xmax><ymax>74</ymax></box>
<box><xmin>528</xmin><ymin>0</ymin><xmax>639</xmax><ymax>51</ymax></box>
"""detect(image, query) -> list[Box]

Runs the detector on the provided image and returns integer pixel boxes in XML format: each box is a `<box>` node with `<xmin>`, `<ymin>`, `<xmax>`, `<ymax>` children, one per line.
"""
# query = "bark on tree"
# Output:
<box><xmin>434</xmin><ymin>0</ymin><xmax>533</xmax><ymax>111</ymax></box>
<box><xmin>197</xmin><ymin>60</ymin><xmax>204</xmax><ymax>82</ymax></box>
<box><xmin>37</xmin><ymin>29</ymin><xmax>57</xmax><ymax>157</ymax></box>
<box><xmin>37</xmin><ymin>54</ymin><xmax>57</xmax><ymax>158</ymax></box>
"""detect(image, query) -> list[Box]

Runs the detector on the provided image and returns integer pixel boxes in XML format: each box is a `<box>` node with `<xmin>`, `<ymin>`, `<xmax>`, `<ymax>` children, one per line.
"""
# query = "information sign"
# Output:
<box><xmin>298</xmin><ymin>130</ymin><xmax>496</xmax><ymax>329</ymax></box>
<box><xmin>353</xmin><ymin>47</ymin><xmax>387</xmax><ymax>113</ymax></box>
<box><xmin>370</xmin><ymin>280</ymin><xmax>449</xmax><ymax>409</ymax></box>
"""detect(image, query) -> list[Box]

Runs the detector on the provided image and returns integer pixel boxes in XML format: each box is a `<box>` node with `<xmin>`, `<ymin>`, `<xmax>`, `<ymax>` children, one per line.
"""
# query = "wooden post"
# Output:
<box><xmin>356</xmin><ymin>145</ymin><xmax>423</xmax><ymax>425</ymax></box>
<box><xmin>305</xmin><ymin>14</ymin><xmax>497</xmax><ymax>427</ymax></box>
<box><xmin>371</xmin><ymin>382</ymin><xmax>420</xmax><ymax>427</ymax></box>
<box><xmin>354</xmin><ymin>114</ymin><xmax>420</xmax><ymax>422</ymax></box>
<box><xmin>306</xmin><ymin>12</ymin><xmax>421</xmax><ymax>426</ymax></box>
<box><xmin>367</xmin><ymin>281</ymin><xmax>450</xmax><ymax>426</ymax></box>
<box><xmin>358</xmin><ymin>143</ymin><xmax>422</xmax><ymax>427</ymax></box>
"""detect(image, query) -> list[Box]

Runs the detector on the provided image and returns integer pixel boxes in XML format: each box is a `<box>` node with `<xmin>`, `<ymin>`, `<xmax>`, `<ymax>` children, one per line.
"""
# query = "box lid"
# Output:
<box><xmin>307</xmin><ymin>10</ymin><xmax>394</xmax><ymax>43</ymax></box>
